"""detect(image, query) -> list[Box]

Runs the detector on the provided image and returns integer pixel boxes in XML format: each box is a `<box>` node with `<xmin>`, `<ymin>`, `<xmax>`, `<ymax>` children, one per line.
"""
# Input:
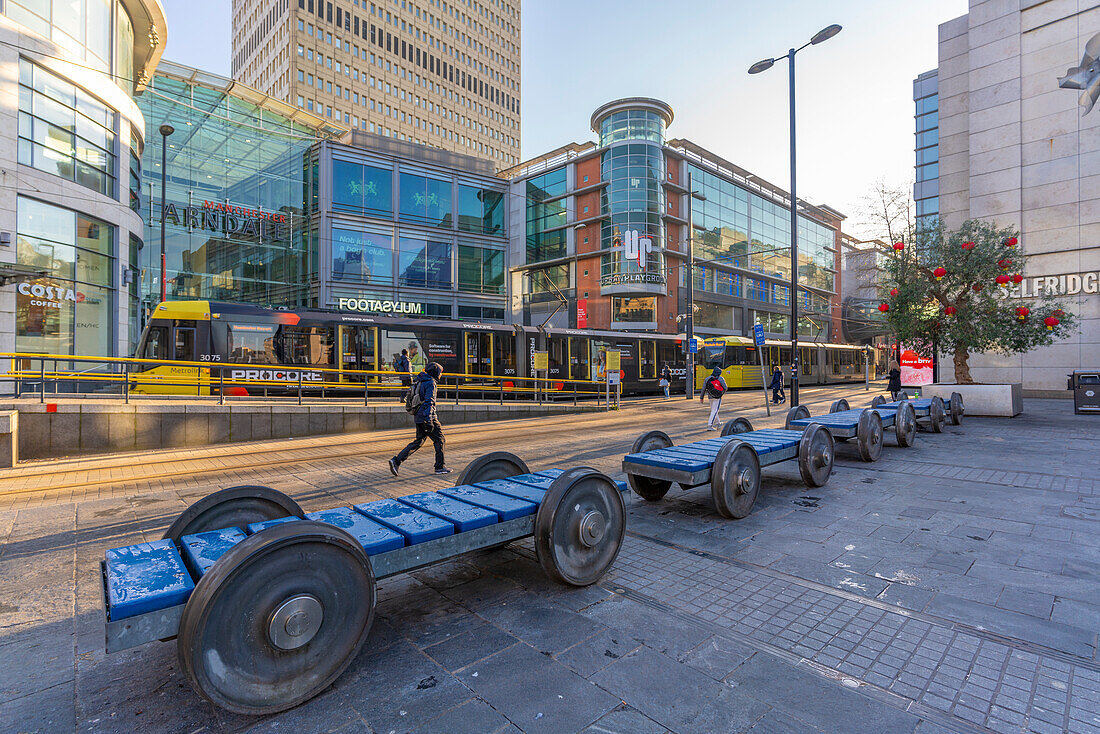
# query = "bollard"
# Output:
<box><xmin>40</xmin><ymin>360</ymin><xmax>45</xmax><ymax>404</ymax></box>
<box><xmin>364</xmin><ymin>378</ymin><xmax>369</xmax><ymax>406</ymax></box>
<box><xmin>298</xmin><ymin>372</ymin><xmax>303</xmax><ymax>406</ymax></box>
<box><xmin>574</xmin><ymin>382</ymin><xmax>577</xmax><ymax>406</ymax></box>
<box><xmin>218</xmin><ymin>369</ymin><xmax>224</xmax><ymax>406</ymax></box>
<box><xmin>500</xmin><ymin>381</ymin><xmax>504</xmax><ymax>405</ymax></box>
<box><xmin>124</xmin><ymin>362</ymin><xmax>130</xmax><ymax>405</ymax></box>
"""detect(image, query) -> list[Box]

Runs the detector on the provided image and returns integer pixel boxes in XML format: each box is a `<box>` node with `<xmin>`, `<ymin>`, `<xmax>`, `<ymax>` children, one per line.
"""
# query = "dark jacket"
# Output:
<box><xmin>412</xmin><ymin>371</ymin><xmax>438</xmax><ymax>423</ymax></box>
<box><xmin>661</xmin><ymin>366</ymin><xmax>672</xmax><ymax>381</ymax></box>
<box><xmin>768</xmin><ymin>370</ymin><xmax>784</xmax><ymax>390</ymax></box>
<box><xmin>396</xmin><ymin>354</ymin><xmax>412</xmax><ymax>385</ymax></box>
<box><xmin>887</xmin><ymin>368</ymin><xmax>902</xmax><ymax>393</ymax></box>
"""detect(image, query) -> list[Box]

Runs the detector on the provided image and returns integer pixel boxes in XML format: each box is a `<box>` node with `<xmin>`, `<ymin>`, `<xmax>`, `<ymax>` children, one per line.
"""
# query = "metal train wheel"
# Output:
<box><xmin>534</xmin><ymin>468</ymin><xmax>625</xmax><ymax>586</ymax></box>
<box><xmin>720</xmin><ymin>417</ymin><xmax>755</xmax><ymax>436</ymax></box>
<box><xmin>456</xmin><ymin>451</ymin><xmax>531</xmax><ymax>486</ymax></box>
<box><xmin>627</xmin><ymin>430</ymin><xmax>674</xmax><ymax>501</ymax></box>
<box><xmin>711</xmin><ymin>439</ymin><xmax>761</xmax><ymax>519</ymax></box>
<box><xmin>870</xmin><ymin>395</ymin><xmax>886</xmax><ymax>408</ymax></box>
<box><xmin>784</xmin><ymin>405</ymin><xmax>810</xmax><ymax>430</ymax></box>
<box><xmin>895</xmin><ymin>401</ymin><xmax>917</xmax><ymax>447</ymax></box>
<box><xmin>829</xmin><ymin>399</ymin><xmax>850</xmax><ymax>414</ymax></box>
<box><xmin>798</xmin><ymin>424</ymin><xmax>834</xmax><ymax>488</ymax></box>
<box><xmin>177</xmin><ymin>521</ymin><xmax>375</xmax><ymax>715</ymax></box>
<box><xmin>929</xmin><ymin>397</ymin><xmax>946</xmax><ymax>433</ymax></box>
<box><xmin>164</xmin><ymin>485</ymin><xmax>303</xmax><ymax>542</ymax></box>
<box><xmin>856</xmin><ymin>409</ymin><xmax>883</xmax><ymax>462</ymax></box>
<box><xmin>949</xmin><ymin>392</ymin><xmax>964</xmax><ymax>425</ymax></box>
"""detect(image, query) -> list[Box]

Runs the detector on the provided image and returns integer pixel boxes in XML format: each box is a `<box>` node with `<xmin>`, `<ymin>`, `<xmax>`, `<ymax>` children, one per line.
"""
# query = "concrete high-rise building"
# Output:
<box><xmin>230</xmin><ymin>0</ymin><xmax>521</xmax><ymax>169</ymax></box>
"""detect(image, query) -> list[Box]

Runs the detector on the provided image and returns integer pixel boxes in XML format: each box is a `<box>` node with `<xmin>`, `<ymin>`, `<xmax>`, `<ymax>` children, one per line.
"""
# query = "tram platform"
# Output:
<box><xmin>0</xmin><ymin>397</ymin><xmax>601</xmax><ymax>462</ymax></box>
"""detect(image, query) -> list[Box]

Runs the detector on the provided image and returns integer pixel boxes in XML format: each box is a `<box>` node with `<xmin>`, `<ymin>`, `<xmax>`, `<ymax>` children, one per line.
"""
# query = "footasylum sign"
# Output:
<box><xmin>336</xmin><ymin>297</ymin><xmax>423</xmax><ymax>314</ymax></box>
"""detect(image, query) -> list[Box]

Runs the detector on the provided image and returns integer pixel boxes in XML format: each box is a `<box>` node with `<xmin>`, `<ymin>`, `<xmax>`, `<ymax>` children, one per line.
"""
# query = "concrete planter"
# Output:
<box><xmin>922</xmin><ymin>383</ymin><xmax>1022</xmax><ymax>417</ymax></box>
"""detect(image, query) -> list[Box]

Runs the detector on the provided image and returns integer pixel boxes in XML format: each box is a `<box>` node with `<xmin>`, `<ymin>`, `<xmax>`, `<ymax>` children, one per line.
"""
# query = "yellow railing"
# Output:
<box><xmin>1</xmin><ymin>352</ymin><xmax>606</xmax><ymax>407</ymax></box>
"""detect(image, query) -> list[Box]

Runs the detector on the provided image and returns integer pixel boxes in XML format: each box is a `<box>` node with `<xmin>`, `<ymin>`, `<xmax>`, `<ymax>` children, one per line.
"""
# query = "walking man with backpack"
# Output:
<box><xmin>389</xmin><ymin>361</ymin><xmax>451</xmax><ymax>476</ymax></box>
<box><xmin>395</xmin><ymin>348</ymin><xmax>412</xmax><ymax>402</ymax></box>
<box><xmin>768</xmin><ymin>365</ymin><xmax>786</xmax><ymax>404</ymax></box>
<box><xmin>700</xmin><ymin>367</ymin><xmax>727</xmax><ymax>430</ymax></box>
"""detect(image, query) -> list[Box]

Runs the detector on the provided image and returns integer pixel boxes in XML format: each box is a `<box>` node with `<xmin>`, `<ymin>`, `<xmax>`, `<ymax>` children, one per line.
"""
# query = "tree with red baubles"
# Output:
<box><xmin>878</xmin><ymin>303</ymin><xmax>889</xmax><ymax>313</ymax></box>
<box><xmin>1011</xmin><ymin>274</ymin><xmax>1023</xmax><ymax>284</ymax></box>
<box><xmin>893</xmin><ymin>242</ymin><xmax>905</xmax><ymax>251</ymax></box>
<box><xmin>880</xmin><ymin>219</ymin><xmax>1075</xmax><ymax>384</ymax></box>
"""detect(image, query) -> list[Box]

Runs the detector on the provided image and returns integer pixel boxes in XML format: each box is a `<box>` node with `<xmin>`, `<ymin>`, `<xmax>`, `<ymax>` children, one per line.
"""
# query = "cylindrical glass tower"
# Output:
<box><xmin>590</xmin><ymin>98</ymin><xmax>673</xmax><ymax>298</ymax></box>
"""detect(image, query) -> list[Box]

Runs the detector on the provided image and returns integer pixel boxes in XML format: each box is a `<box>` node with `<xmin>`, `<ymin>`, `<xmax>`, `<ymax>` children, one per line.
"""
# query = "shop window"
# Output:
<box><xmin>398</xmin><ymin>237</ymin><xmax>451</xmax><ymax>289</ymax></box>
<box><xmin>458</xmin><ymin>244</ymin><xmax>503</xmax><ymax>294</ymax></box>
<box><xmin>332</xmin><ymin>226</ymin><xmax>393</xmax><ymax>284</ymax></box>
<box><xmin>399</xmin><ymin>171</ymin><xmax>452</xmax><ymax>226</ymax></box>
<box><xmin>457</xmin><ymin>184</ymin><xmax>504</xmax><ymax>235</ymax></box>
<box><xmin>611</xmin><ymin>296</ymin><xmax>656</xmax><ymax>327</ymax></box>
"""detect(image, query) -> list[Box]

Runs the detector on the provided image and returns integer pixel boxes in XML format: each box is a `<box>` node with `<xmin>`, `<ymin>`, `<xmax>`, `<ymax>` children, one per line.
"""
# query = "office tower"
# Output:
<box><xmin>232</xmin><ymin>0</ymin><xmax>521</xmax><ymax>168</ymax></box>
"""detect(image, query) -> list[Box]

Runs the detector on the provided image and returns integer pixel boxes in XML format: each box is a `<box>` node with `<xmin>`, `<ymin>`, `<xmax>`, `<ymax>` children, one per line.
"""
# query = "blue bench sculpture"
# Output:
<box><xmin>871</xmin><ymin>390</ymin><xmax>964</xmax><ymax>432</ymax></box>
<box><xmin>622</xmin><ymin>422</ymin><xmax>834</xmax><ymax>521</ymax></box>
<box><xmin>101</xmin><ymin>452</ymin><xmax>626</xmax><ymax>715</ymax></box>
<box><xmin>778</xmin><ymin>397</ymin><xmax>916</xmax><ymax>461</ymax></box>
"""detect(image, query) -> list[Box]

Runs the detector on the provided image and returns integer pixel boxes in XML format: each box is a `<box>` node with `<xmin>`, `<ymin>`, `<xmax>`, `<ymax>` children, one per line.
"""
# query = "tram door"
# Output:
<box><xmin>568</xmin><ymin>337</ymin><xmax>590</xmax><ymax>381</ymax></box>
<box><xmin>339</xmin><ymin>326</ymin><xmax>375</xmax><ymax>383</ymax></box>
<box><xmin>465</xmin><ymin>332</ymin><xmax>493</xmax><ymax>375</ymax></box>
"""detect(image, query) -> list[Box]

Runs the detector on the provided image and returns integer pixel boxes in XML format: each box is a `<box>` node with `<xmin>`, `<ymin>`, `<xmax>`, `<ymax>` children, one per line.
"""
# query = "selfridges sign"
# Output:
<box><xmin>1011</xmin><ymin>271</ymin><xmax>1100</xmax><ymax>298</ymax></box>
<box><xmin>162</xmin><ymin>200</ymin><xmax>290</xmax><ymax>240</ymax></box>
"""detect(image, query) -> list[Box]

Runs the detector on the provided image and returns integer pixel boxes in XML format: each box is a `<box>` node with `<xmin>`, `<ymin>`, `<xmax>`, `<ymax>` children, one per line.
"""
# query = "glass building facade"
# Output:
<box><xmin>688</xmin><ymin>163</ymin><xmax>837</xmax><ymax>338</ymax></box>
<box><xmin>597</xmin><ymin>103</ymin><xmax>668</xmax><ymax>296</ymax></box>
<box><xmin>136</xmin><ymin>61</ymin><xmax>345</xmax><ymax>320</ymax></box>
<box><xmin>318</xmin><ymin>135</ymin><xmax>507</xmax><ymax>322</ymax></box>
<box><xmin>914</xmin><ymin>70</ymin><xmax>939</xmax><ymax>227</ymax></box>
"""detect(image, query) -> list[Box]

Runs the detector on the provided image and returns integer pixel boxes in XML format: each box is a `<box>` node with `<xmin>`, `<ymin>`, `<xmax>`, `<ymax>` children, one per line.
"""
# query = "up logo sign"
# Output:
<box><xmin>622</xmin><ymin>229</ymin><xmax>653</xmax><ymax>267</ymax></box>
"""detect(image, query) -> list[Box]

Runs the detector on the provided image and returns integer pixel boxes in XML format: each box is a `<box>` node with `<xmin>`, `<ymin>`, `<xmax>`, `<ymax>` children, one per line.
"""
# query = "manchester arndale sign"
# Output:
<box><xmin>1012</xmin><ymin>271</ymin><xmax>1100</xmax><ymax>297</ymax></box>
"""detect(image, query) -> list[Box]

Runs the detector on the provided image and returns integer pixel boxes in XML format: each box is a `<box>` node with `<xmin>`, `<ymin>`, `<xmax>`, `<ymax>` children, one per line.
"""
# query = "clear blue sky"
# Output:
<box><xmin>160</xmin><ymin>0</ymin><xmax>968</xmax><ymax>234</ymax></box>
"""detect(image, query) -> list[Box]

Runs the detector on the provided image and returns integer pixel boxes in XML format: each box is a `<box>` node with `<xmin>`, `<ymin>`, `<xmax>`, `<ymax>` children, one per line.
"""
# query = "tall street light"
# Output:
<box><xmin>748</xmin><ymin>23</ymin><xmax>841</xmax><ymax>407</ymax></box>
<box><xmin>158</xmin><ymin>124</ymin><xmax>174</xmax><ymax>304</ymax></box>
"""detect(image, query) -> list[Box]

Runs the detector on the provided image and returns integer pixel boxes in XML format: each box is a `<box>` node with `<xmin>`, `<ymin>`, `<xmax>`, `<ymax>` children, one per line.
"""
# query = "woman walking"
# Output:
<box><xmin>659</xmin><ymin>364</ymin><xmax>672</xmax><ymax>399</ymax></box>
<box><xmin>887</xmin><ymin>360</ymin><xmax>902</xmax><ymax>401</ymax></box>
<box><xmin>700</xmin><ymin>367</ymin><xmax>727</xmax><ymax>430</ymax></box>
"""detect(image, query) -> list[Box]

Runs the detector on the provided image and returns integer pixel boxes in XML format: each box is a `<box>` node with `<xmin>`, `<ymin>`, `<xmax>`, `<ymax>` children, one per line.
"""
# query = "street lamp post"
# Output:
<box><xmin>749</xmin><ymin>23</ymin><xmax>841</xmax><ymax>407</ymax></box>
<box><xmin>158</xmin><ymin>124</ymin><xmax>174</xmax><ymax>304</ymax></box>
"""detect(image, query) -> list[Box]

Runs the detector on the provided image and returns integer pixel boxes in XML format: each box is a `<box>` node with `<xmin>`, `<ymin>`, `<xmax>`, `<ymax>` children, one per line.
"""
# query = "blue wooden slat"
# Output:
<box><xmin>179</xmin><ymin>527</ymin><xmax>247</xmax><ymax>578</ymax></box>
<box><xmin>105</xmin><ymin>540</ymin><xmax>195</xmax><ymax>620</ymax></box>
<box><xmin>397</xmin><ymin>492</ymin><xmax>498</xmax><ymax>532</ymax></box>
<box><xmin>438</xmin><ymin>485</ymin><xmax>537</xmax><ymax>521</ymax></box>
<box><xmin>245</xmin><ymin>516</ymin><xmax>301</xmax><ymax>535</ymax></box>
<box><xmin>534</xmin><ymin>468</ymin><xmax>564</xmax><ymax>479</ymax></box>
<box><xmin>505</xmin><ymin>473</ymin><xmax>556</xmax><ymax>490</ymax></box>
<box><xmin>305</xmin><ymin>507</ymin><xmax>405</xmax><ymax>554</ymax></box>
<box><xmin>354</xmin><ymin>499</ymin><xmax>454</xmax><ymax>544</ymax></box>
<box><xmin>473</xmin><ymin>478</ymin><xmax>547</xmax><ymax>505</ymax></box>
<box><xmin>623</xmin><ymin>452</ymin><xmax>710</xmax><ymax>472</ymax></box>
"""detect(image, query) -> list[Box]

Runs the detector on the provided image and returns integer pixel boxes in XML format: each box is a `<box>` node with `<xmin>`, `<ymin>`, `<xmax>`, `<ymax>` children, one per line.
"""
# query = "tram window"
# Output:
<box><xmin>658</xmin><ymin>342</ymin><xmax>677</xmax><ymax>370</ymax></box>
<box><xmin>140</xmin><ymin>326</ymin><xmax>168</xmax><ymax>360</ymax></box>
<box><xmin>547</xmin><ymin>337</ymin><xmax>567</xmax><ymax>378</ymax></box>
<box><xmin>174</xmin><ymin>328</ymin><xmax>196</xmax><ymax>362</ymax></box>
<box><xmin>494</xmin><ymin>334</ymin><xmax>517</xmax><ymax>376</ymax></box>
<box><xmin>281</xmin><ymin>326</ymin><xmax>334</xmax><ymax>366</ymax></box>
<box><xmin>639</xmin><ymin>341</ymin><xmax>656</xmax><ymax>378</ymax></box>
<box><xmin>227</xmin><ymin>323</ymin><xmax>278</xmax><ymax>364</ymax></box>
<box><xmin>702</xmin><ymin>344</ymin><xmax>724</xmax><ymax>369</ymax></box>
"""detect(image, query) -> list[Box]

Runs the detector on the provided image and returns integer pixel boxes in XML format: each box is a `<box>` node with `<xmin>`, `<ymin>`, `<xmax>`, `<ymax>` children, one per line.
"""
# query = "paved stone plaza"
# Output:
<box><xmin>1</xmin><ymin>385</ymin><xmax>1098</xmax><ymax>734</ymax></box>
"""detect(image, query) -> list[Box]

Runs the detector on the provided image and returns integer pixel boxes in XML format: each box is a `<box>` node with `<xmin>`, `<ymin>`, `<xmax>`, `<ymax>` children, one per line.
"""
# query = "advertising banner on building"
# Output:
<box><xmin>576</xmin><ymin>298</ymin><xmax>587</xmax><ymax>329</ymax></box>
<box><xmin>900</xmin><ymin>346</ymin><xmax>933</xmax><ymax>387</ymax></box>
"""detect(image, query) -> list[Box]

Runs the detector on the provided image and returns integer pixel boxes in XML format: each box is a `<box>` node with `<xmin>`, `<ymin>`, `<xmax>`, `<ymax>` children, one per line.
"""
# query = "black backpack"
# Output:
<box><xmin>404</xmin><ymin>380</ymin><xmax>424</xmax><ymax>414</ymax></box>
<box><xmin>705</xmin><ymin>377</ymin><xmax>726</xmax><ymax>398</ymax></box>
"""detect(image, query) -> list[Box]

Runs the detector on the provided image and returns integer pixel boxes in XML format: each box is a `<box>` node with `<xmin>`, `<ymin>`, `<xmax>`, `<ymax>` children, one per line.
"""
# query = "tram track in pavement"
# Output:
<box><xmin>0</xmin><ymin>384</ymin><xmax>875</xmax><ymax>501</ymax></box>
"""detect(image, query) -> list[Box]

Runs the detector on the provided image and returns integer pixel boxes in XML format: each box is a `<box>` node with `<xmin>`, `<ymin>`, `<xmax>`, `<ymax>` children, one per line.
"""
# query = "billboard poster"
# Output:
<box><xmin>576</xmin><ymin>298</ymin><xmax>588</xmax><ymax>329</ymax></box>
<box><xmin>899</xmin><ymin>346</ymin><xmax>933</xmax><ymax>387</ymax></box>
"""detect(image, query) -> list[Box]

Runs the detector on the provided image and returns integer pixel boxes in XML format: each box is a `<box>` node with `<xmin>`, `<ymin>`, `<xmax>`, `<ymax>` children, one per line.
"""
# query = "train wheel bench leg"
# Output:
<box><xmin>456</xmin><ymin>451</ymin><xmax>531</xmax><ymax>486</ymax></box>
<box><xmin>856</xmin><ymin>408</ymin><xmax>884</xmax><ymax>462</ymax></box>
<box><xmin>164</xmin><ymin>485</ymin><xmax>304</xmax><ymax>542</ymax></box>
<box><xmin>798</xmin><ymin>423</ymin><xmax>835</xmax><ymax>488</ymax></box>
<box><xmin>177</xmin><ymin>521</ymin><xmax>375</xmax><ymax>715</ymax></box>
<box><xmin>627</xmin><ymin>430</ymin><xmax>675</xmax><ymax>501</ymax></box>
<box><xmin>784</xmin><ymin>405</ymin><xmax>810</xmax><ymax>430</ymax></box>
<box><xmin>711</xmin><ymin>439</ymin><xmax>761</xmax><ymax>519</ymax></box>
<box><xmin>720</xmin><ymin>417</ymin><xmax>754</xmax><ymax>437</ymax></box>
<box><xmin>929</xmin><ymin>396</ymin><xmax>946</xmax><ymax>433</ymax></box>
<box><xmin>894</xmin><ymin>401</ymin><xmax>917</xmax><ymax>447</ymax></box>
<box><xmin>534</xmin><ymin>467</ymin><xmax>625</xmax><ymax>586</ymax></box>
<box><xmin>949</xmin><ymin>391</ymin><xmax>964</xmax><ymax>425</ymax></box>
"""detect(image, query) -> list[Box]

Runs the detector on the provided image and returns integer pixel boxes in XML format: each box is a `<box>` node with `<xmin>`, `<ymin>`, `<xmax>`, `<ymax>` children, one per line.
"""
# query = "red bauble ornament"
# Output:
<box><xmin>1044</xmin><ymin>316</ymin><xmax>1060</xmax><ymax>330</ymax></box>
<box><xmin>1011</xmin><ymin>274</ymin><xmax>1023</xmax><ymax>284</ymax></box>
<box><xmin>996</xmin><ymin>274</ymin><xmax>1010</xmax><ymax>286</ymax></box>
<box><xmin>945</xmin><ymin>306</ymin><xmax>957</xmax><ymax>316</ymax></box>
<box><xmin>893</xmin><ymin>242</ymin><xmax>904</xmax><ymax>251</ymax></box>
<box><xmin>1016</xmin><ymin>307</ymin><xmax>1030</xmax><ymax>321</ymax></box>
<box><xmin>933</xmin><ymin>267</ymin><xmax>947</xmax><ymax>280</ymax></box>
<box><xmin>1004</xmin><ymin>237</ymin><xmax>1018</xmax><ymax>247</ymax></box>
<box><xmin>972</xmin><ymin>283</ymin><xmax>983</xmax><ymax>292</ymax></box>
<box><xmin>878</xmin><ymin>303</ymin><xmax>889</xmax><ymax>313</ymax></box>
<box><xmin>889</xmin><ymin>288</ymin><xmax>899</xmax><ymax>297</ymax></box>
<box><xmin>1052</xmin><ymin>309</ymin><xmax>1065</xmax><ymax>318</ymax></box>
<box><xmin>961</xmin><ymin>241</ymin><xmax>976</xmax><ymax>250</ymax></box>
<box><xmin>998</xmin><ymin>258</ymin><xmax>1012</xmax><ymax>269</ymax></box>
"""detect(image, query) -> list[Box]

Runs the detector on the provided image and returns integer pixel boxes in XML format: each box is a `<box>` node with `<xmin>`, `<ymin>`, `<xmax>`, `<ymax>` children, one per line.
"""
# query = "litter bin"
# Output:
<box><xmin>1068</xmin><ymin>371</ymin><xmax>1100</xmax><ymax>415</ymax></box>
